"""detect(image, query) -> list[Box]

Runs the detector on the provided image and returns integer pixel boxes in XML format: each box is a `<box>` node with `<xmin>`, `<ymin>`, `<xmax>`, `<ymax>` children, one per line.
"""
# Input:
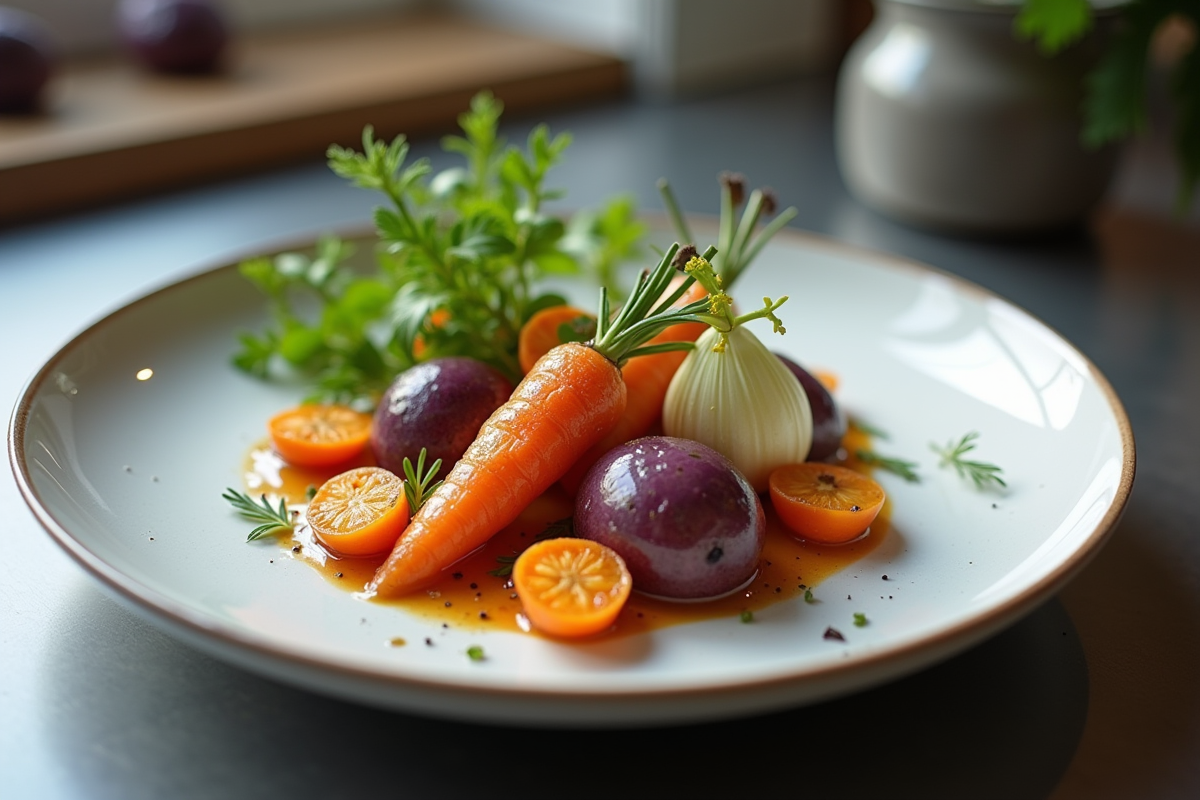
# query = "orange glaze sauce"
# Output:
<box><xmin>244</xmin><ymin>422</ymin><xmax>888</xmax><ymax>639</ymax></box>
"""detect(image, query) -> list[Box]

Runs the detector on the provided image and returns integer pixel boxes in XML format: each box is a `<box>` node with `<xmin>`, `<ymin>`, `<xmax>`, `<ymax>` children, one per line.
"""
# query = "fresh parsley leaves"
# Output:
<box><xmin>233</xmin><ymin>91</ymin><xmax>645</xmax><ymax>406</ymax></box>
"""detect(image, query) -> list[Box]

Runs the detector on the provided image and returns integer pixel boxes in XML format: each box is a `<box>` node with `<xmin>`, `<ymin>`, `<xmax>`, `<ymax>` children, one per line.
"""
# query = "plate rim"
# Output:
<box><xmin>7</xmin><ymin>224</ymin><xmax>1136</xmax><ymax>713</ymax></box>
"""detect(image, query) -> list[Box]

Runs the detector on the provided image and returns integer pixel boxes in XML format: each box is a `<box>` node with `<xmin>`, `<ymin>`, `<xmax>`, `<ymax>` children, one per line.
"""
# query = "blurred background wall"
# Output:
<box><xmin>4</xmin><ymin>0</ymin><xmax>847</xmax><ymax>97</ymax></box>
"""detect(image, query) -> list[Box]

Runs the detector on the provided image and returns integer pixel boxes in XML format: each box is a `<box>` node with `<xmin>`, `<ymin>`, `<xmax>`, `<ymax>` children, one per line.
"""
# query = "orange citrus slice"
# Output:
<box><xmin>768</xmin><ymin>463</ymin><xmax>885</xmax><ymax>544</ymax></box>
<box><xmin>268</xmin><ymin>404</ymin><xmax>372</xmax><ymax>468</ymax></box>
<box><xmin>517</xmin><ymin>306</ymin><xmax>595</xmax><ymax>374</ymax></box>
<box><xmin>513</xmin><ymin>538</ymin><xmax>632</xmax><ymax>637</ymax></box>
<box><xmin>307</xmin><ymin>467</ymin><xmax>408</xmax><ymax>557</ymax></box>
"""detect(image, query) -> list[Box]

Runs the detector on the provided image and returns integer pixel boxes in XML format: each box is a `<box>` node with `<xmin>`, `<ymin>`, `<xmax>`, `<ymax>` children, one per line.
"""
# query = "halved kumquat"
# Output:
<box><xmin>307</xmin><ymin>467</ymin><xmax>408</xmax><ymax>557</ymax></box>
<box><xmin>513</xmin><ymin>537</ymin><xmax>632</xmax><ymax>638</ymax></box>
<box><xmin>268</xmin><ymin>404</ymin><xmax>372</xmax><ymax>468</ymax></box>
<box><xmin>768</xmin><ymin>463</ymin><xmax>885</xmax><ymax>544</ymax></box>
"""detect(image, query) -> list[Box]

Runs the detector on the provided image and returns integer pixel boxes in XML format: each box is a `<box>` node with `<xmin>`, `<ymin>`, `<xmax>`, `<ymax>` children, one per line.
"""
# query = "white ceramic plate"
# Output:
<box><xmin>8</xmin><ymin>229</ymin><xmax>1133</xmax><ymax>726</ymax></box>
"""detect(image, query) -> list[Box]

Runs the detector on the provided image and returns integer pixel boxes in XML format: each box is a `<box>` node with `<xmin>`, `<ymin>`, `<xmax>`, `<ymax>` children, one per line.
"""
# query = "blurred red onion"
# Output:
<box><xmin>117</xmin><ymin>0</ymin><xmax>228</xmax><ymax>74</ymax></box>
<box><xmin>0</xmin><ymin>7</ymin><xmax>56</xmax><ymax>113</ymax></box>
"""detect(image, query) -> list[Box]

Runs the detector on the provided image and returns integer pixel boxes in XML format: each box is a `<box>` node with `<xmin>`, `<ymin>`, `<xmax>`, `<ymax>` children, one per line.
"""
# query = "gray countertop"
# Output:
<box><xmin>3</xmin><ymin>75</ymin><xmax>1198</xmax><ymax>799</ymax></box>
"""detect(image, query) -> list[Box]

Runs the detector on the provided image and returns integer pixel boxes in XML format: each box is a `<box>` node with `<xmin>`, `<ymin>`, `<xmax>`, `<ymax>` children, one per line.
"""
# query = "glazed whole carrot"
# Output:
<box><xmin>368</xmin><ymin>244</ymin><xmax>716</xmax><ymax>597</ymax></box>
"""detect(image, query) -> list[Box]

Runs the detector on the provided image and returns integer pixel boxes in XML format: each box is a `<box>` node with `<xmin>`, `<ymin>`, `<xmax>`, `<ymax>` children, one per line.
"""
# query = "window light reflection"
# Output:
<box><xmin>862</xmin><ymin>21</ymin><xmax>932</xmax><ymax>100</ymax></box>
<box><xmin>884</xmin><ymin>278</ymin><xmax>1086</xmax><ymax>430</ymax></box>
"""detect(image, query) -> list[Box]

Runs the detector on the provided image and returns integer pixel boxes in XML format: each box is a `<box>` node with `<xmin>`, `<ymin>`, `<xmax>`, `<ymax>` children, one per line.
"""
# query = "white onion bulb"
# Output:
<box><xmin>663</xmin><ymin>326</ymin><xmax>812</xmax><ymax>492</ymax></box>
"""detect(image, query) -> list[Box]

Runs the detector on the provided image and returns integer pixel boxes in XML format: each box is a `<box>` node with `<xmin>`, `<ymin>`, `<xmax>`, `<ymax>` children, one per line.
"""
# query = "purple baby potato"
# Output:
<box><xmin>776</xmin><ymin>353</ymin><xmax>846</xmax><ymax>462</ymax></box>
<box><xmin>371</xmin><ymin>357</ymin><xmax>513</xmax><ymax>474</ymax></box>
<box><xmin>575</xmin><ymin>436</ymin><xmax>765</xmax><ymax>600</ymax></box>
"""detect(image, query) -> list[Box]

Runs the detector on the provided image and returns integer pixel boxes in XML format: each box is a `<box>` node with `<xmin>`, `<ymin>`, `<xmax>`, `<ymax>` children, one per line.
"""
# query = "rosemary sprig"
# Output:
<box><xmin>931</xmin><ymin>432</ymin><xmax>1007</xmax><ymax>489</ymax></box>
<box><xmin>401</xmin><ymin>448</ymin><xmax>443</xmax><ymax>517</ymax></box>
<box><xmin>487</xmin><ymin>516</ymin><xmax>575</xmax><ymax>577</ymax></box>
<box><xmin>487</xmin><ymin>556</ymin><xmax>517</xmax><ymax>578</ymax></box>
<box><xmin>222</xmin><ymin>489</ymin><xmax>296</xmax><ymax>542</ymax></box>
<box><xmin>849</xmin><ymin>417</ymin><xmax>889</xmax><ymax>440</ymax></box>
<box><xmin>536</xmin><ymin>516</ymin><xmax>575</xmax><ymax>541</ymax></box>
<box><xmin>855</xmin><ymin>449</ymin><xmax>921</xmax><ymax>483</ymax></box>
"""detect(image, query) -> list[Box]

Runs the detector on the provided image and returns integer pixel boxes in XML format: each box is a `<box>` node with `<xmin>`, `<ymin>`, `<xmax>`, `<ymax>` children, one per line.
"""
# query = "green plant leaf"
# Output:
<box><xmin>1015</xmin><ymin>0</ymin><xmax>1094</xmax><ymax>54</ymax></box>
<box><xmin>1170</xmin><ymin>30</ymin><xmax>1200</xmax><ymax>207</ymax></box>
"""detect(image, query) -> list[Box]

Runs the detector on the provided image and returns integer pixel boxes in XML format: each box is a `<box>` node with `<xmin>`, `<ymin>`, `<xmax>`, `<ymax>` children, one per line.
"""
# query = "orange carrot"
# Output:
<box><xmin>368</xmin><ymin>243</ymin><xmax>714</xmax><ymax>597</ymax></box>
<box><xmin>368</xmin><ymin>343</ymin><xmax>626</xmax><ymax>596</ymax></box>
<box><xmin>517</xmin><ymin>305</ymin><xmax>595</xmax><ymax>374</ymax></box>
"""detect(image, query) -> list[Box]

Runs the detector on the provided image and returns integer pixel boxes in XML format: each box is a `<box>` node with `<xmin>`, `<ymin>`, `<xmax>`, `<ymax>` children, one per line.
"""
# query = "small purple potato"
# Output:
<box><xmin>117</xmin><ymin>0</ymin><xmax>228</xmax><ymax>74</ymax></box>
<box><xmin>777</xmin><ymin>353</ymin><xmax>846</xmax><ymax>461</ymax></box>
<box><xmin>371</xmin><ymin>357</ymin><xmax>513</xmax><ymax>474</ymax></box>
<box><xmin>0</xmin><ymin>8</ymin><xmax>55</xmax><ymax>113</ymax></box>
<box><xmin>575</xmin><ymin>436</ymin><xmax>765</xmax><ymax>600</ymax></box>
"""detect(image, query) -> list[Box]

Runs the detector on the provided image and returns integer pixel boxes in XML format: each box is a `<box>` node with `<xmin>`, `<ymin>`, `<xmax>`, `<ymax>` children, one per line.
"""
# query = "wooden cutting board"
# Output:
<box><xmin>0</xmin><ymin>13</ymin><xmax>626</xmax><ymax>223</ymax></box>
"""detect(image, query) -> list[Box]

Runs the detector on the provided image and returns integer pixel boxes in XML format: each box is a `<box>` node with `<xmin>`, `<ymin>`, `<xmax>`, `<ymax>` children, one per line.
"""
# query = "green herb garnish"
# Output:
<box><xmin>466</xmin><ymin>645</ymin><xmax>486</xmax><ymax>662</ymax></box>
<box><xmin>804</xmin><ymin>589</ymin><xmax>816</xmax><ymax>604</ymax></box>
<box><xmin>740</xmin><ymin>610</ymin><xmax>754</xmax><ymax>623</ymax></box>
<box><xmin>233</xmin><ymin>91</ymin><xmax>645</xmax><ymax>405</ymax></box>
<box><xmin>855</xmin><ymin>449</ymin><xmax>921</xmax><ymax>483</ymax></box>
<box><xmin>487</xmin><ymin>555</ymin><xmax>517</xmax><ymax>578</ymax></box>
<box><xmin>401</xmin><ymin>447</ymin><xmax>443</xmax><ymax>517</ymax></box>
<box><xmin>536</xmin><ymin>517</ymin><xmax>575</xmax><ymax>541</ymax></box>
<box><xmin>853</xmin><ymin>612</ymin><xmax>868</xmax><ymax>628</ymax></box>
<box><xmin>849</xmin><ymin>417</ymin><xmax>890</xmax><ymax>440</ymax></box>
<box><xmin>222</xmin><ymin>489</ymin><xmax>296</xmax><ymax>542</ymax></box>
<box><xmin>487</xmin><ymin>517</ymin><xmax>575</xmax><ymax>577</ymax></box>
<box><xmin>931</xmin><ymin>432</ymin><xmax>1007</xmax><ymax>489</ymax></box>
